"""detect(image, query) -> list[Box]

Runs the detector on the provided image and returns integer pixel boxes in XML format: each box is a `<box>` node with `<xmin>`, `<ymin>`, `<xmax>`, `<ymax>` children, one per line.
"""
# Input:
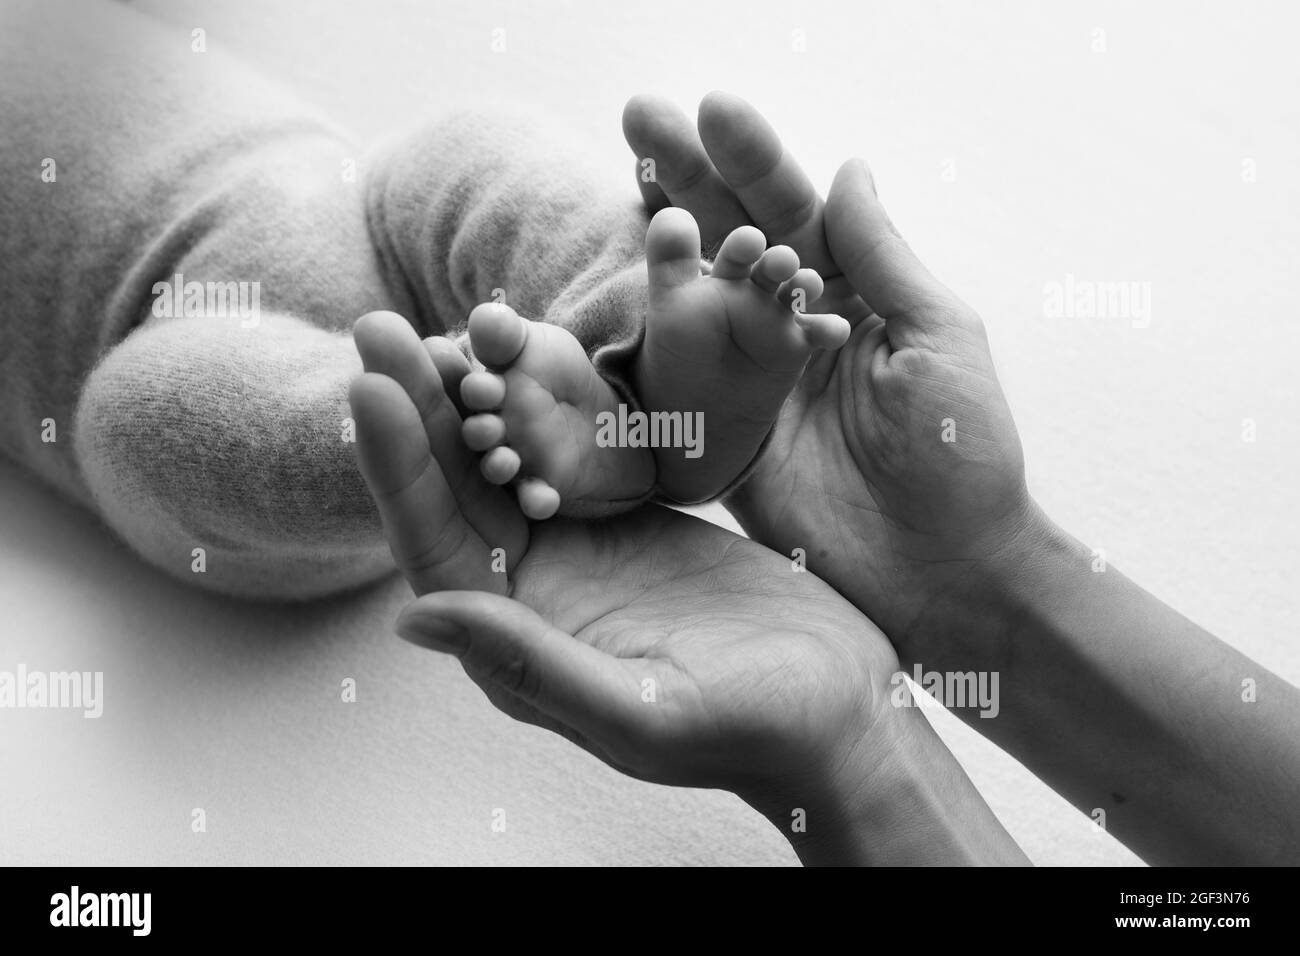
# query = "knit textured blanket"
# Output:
<box><xmin>1</xmin><ymin>0</ymin><xmax>652</xmax><ymax>599</ymax></box>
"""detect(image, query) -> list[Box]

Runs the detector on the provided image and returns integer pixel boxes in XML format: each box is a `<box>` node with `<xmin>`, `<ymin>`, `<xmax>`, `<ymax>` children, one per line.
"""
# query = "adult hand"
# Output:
<box><xmin>349</xmin><ymin>311</ymin><xmax>887</xmax><ymax>809</ymax></box>
<box><xmin>397</xmin><ymin>509</ymin><xmax>893</xmax><ymax>823</ymax></box>
<box><xmin>626</xmin><ymin>94</ymin><xmax>1300</xmax><ymax>868</ymax></box>
<box><xmin>348</xmin><ymin>309</ymin><xmax>1025</xmax><ymax>865</ymax></box>
<box><xmin>623</xmin><ymin>93</ymin><xmax>1038</xmax><ymax>665</ymax></box>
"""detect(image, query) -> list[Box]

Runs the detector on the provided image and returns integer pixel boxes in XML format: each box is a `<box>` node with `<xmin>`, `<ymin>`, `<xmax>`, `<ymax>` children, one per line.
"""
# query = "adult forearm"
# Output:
<box><xmin>748</xmin><ymin>705</ymin><xmax>1030</xmax><ymax>866</ymax></box>
<box><xmin>914</xmin><ymin>507</ymin><xmax>1300</xmax><ymax>864</ymax></box>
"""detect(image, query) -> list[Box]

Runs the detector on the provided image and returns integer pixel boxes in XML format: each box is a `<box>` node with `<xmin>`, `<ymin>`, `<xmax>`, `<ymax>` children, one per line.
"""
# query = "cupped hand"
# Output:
<box><xmin>348</xmin><ymin>312</ymin><xmax>898</xmax><ymax>815</ymax></box>
<box><xmin>623</xmin><ymin>93</ymin><xmax>1040</xmax><ymax>660</ymax></box>
<box><xmin>397</xmin><ymin>510</ymin><xmax>895</xmax><ymax>810</ymax></box>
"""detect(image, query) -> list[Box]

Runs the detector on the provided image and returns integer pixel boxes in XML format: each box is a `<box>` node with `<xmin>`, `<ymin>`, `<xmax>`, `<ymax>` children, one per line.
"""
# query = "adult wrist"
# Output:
<box><xmin>896</xmin><ymin>497</ymin><xmax>1064</xmax><ymax>672</ymax></box>
<box><xmin>742</xmin><ymin>701</ymin><xmax>1027</xmax><ymax>866</ymax></box>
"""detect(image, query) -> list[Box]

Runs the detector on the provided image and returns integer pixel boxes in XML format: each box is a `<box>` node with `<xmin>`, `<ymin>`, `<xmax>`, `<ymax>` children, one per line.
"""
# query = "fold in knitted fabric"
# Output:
<box><xmin>2</xmin><ymin>0</ymin><xmax>654</xmax><ymax>599</ymax></box>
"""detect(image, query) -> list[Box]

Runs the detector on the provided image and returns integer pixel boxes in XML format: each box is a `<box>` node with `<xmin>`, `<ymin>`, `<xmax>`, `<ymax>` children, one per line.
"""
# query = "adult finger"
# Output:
<box><xmin>696</xmin><ymin>91</ymin><xmax>836</xmax><ymax>276</ymax></box>
<box><xmin>396</xmin><ymin>590</ymin><xmax>657</xmax><ymax>761</ymax></box>
<box><xmin>632</xmin><ymin>159</ymin><xmax>672</xmax><ymax>214</ymax></box>
<box><xmin>622</xmin><ymin>94</ymin><xmax>753</xmax><ymax>249</ymax></box>
<box><xmin>423</xmin><ymin>334</ymin><xmax>472</xmax><ymax>418</ymax></box>
<box><xmin>354</xmin><ymin>311</ymin><xmax>523</xmax><ymax>562</ymax></box>
<box><xmin>825</xmin><ymin>158</ymin><xmax>972</xmax><ymax>346</ymax></box>
<box><xmin>349</xmin><ymin>373</ymin><xmax>501</xmax><ymax>595</ymax></box>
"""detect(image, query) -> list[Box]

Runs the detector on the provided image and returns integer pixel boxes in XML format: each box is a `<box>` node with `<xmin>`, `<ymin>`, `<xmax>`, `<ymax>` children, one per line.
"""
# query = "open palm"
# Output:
<box><xmin>348</xmin><ymin>313</ymin><xmax>897</xmax><ymax>805</ymax></box>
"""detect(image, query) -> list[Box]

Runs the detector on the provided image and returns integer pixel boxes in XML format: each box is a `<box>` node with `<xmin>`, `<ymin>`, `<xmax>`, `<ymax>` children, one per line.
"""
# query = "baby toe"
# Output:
<box><xmin>460</xmin><ymin>370</ymin><xmax>507</xmax><ymax>411</ymax></box>
<box><xmin>516</xmin><ymin>477</ymin><xmax>561</xmax><ymax>520</ymax></box>
<box><xmin>480</xmin><ymin>445</ymin><xmax>522</xmax><ymax>485</ymax></box>
<box><xmin>467</xmin><ymin>302</ymin><xmax>528</xmax><ymax>370</ymax></box>
<box><xmin>778</xmin><ymin>268</ymin><xmax>825</xmax><ymax>314</ymax></box>
<box><xmin>794</xmin><ymin>311</ymin><xmax>852</xmax><ymax>350</ymax></box>
<box><xmin>709</xmin><ymin>225</ymin><xmax>767</xmax><ymax>279</ymax></box>
<box><xmin>750</xmin><ymin>245</ymin><xmax>800</xmax><ymax>292</ymax></box>
<box><xmin>462</xmin><ymin>413</ymin><xmax>507</xmax><ymax>451</ymax></box>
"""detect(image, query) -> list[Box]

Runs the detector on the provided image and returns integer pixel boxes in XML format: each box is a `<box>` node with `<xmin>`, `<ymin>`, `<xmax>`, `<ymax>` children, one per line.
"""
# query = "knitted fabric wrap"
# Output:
<box><xmin>2</xmin><ymin>0</ymin><xmax>653</xmax><ymax>599</ymax></box>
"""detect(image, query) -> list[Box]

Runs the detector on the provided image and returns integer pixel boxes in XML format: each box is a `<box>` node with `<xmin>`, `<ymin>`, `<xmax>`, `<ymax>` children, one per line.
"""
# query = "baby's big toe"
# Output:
<box><xmin>467</xmin><ymin>302</ymin><xmax>528</xmax><ymax>370</ymax></box>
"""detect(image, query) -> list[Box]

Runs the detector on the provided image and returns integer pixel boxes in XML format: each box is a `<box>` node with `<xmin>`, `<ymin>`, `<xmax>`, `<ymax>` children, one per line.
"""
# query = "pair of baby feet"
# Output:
<box><xmin>450</xmin><ymin>207</ymin><xmax>849</xmax><ymax>518</ymax></box>
<box><xmin>358</xmin><ymin>206</ymin><xmax>849</xmax><ymax>522</ymax></box>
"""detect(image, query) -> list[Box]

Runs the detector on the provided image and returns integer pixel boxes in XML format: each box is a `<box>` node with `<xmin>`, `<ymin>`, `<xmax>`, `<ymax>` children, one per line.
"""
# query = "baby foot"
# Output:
<box><xmin>623</xmin><ymin>93</ymin><xmax>871</xmax><ymax>323</ymax></box>
<box><xmin>351</xmin><ymin>310</ymin><xmax>528</xmax><ymax>594</ymax></box>
<box><xmin>459</xmin><ymin>303</ymin><xmax>656</xmax><ymax>520</ymax></box>
<box><xmin>633</xmin><ymin>207</ymin><xmax>850</xmax><ymax>503</ymax></box>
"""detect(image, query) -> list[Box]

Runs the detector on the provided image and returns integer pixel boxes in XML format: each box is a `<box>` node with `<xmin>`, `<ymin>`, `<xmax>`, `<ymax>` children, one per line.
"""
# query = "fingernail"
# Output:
<box><xmin>396</xmin><ymin>611</ymin><xmax>469</xmax><ymax>655</ymax></box>
<box><xmin>854</xmin><ymin>158</ymin><xmax>877</xmax><ymax>195</ymax></box>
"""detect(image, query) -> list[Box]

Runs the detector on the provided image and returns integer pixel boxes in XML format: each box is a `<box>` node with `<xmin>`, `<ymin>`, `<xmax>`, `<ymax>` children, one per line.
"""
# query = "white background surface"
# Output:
<box><xmin>2</xmin><ymin>0</ymin><xmax>1297</xmax><ymax>865</ymax></box>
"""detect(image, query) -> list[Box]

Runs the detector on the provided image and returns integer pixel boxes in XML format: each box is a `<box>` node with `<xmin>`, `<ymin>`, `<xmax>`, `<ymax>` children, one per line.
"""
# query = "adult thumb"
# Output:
<box><xmin>396</xmin><ymin>591</ymin><xmax>646</xmax><ymax>748</ymax></box>
<box><xmin>825</xmin><ymin>158</ymin><xmax>965</xmax><ymax>343</ymax></box>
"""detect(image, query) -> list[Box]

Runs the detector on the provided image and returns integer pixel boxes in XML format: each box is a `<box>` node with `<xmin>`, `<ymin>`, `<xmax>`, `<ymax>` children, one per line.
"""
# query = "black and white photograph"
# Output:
<box><xmin>0</xmin><ymin>0</ymin><xmax>1296</xmax><ymax>917</ymax></box>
